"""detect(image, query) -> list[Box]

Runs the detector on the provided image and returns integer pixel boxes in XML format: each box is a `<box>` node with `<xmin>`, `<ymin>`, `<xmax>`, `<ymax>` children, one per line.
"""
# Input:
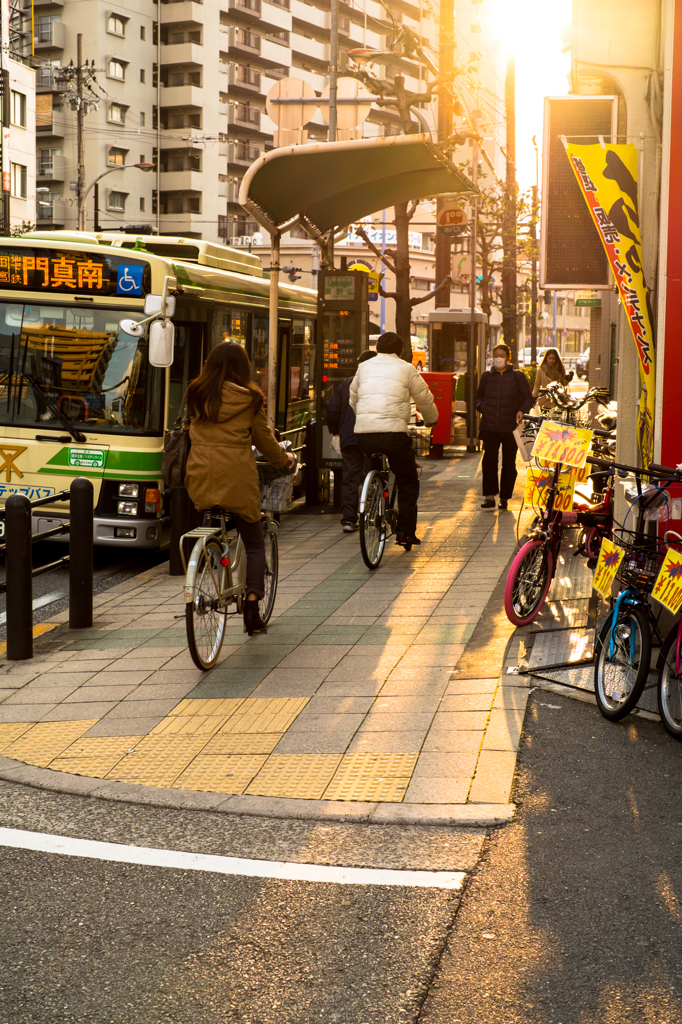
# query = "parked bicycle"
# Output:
<box><xmin>656</xmin><ymin>564</ymin><xmax>682</xmax><ymax>738</ymax></box>
<box><xmin>593</xmin><ymin>459</ymin><xmax>682</xmax><ymax>722</ymax></box>
<box><xmin>537</xmin><ymin>382</ymin><xmax>611</xmax><ymax>427</ymax></box>
<box><xmin>504</xmin><ymin>416</ymin><xmax>616</xmax><ymax>626</ymax></box>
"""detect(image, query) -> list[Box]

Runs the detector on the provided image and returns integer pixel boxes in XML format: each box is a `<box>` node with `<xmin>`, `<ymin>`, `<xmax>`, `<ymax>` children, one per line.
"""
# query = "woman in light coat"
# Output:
<box><xmin>184</xmin><ymin>342</ymin><xmax>293</xmax><ymax>635</ymax></box>
<box><xmin>533</xmin><ymin>348</ymin><xmax>569</xmax><ymax>409</ymax></box>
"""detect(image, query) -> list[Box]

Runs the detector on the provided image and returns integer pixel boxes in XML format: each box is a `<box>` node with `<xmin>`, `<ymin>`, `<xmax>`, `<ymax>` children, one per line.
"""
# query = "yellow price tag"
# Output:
<box><xmin>651</xmin><ymin>548</ymin><xmax>682</xmax><ymax>615</ymax></box>
<box><xmin>524</xmin><ymin>462</ymin><xmax>577</xmax><ymax>512</ymax></box>
<box><xmin>531</xmin><ymin>421</ymin><xmax>593</xmax><ymax>470</ymax></box>
<box><xmin>592</xmin><ymin>537</ymin><xmax>624</xmax><ymax>600</ymax></box>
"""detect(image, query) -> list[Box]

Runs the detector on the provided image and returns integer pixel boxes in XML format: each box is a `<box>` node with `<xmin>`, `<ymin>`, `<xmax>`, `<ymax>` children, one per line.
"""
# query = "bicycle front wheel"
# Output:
<box><xmin>504</xmin><ymin>540</ymin><xmax>554</xmax><ymax>625</ymax></box>
<box><xmin>359</xmin><ymin>471</ymin><xmax>386</xmax><ymax>569</ymax></box>
<box><xmin>658</xmin><ymin>624</ymin><xmax>682</xmax><ymax>739</ymax></box>
<box><xmin>259</xmin><ymin>525</ymin><xmax>279</xmax><ymax>625</ymax></box>
<box><xmin>594</xmin><ymin>604</ymin><xmax>651</xmax><ymax>721</ymax></box>
<box><xmin>186</xmin><ymin>538</ymin><xmax>227</xmax><ymax>670</ymax></box>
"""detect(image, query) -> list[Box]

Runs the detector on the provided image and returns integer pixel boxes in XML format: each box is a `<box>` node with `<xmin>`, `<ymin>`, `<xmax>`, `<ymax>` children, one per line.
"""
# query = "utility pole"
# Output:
<box><xmin>434</xmin><ymin>0</ymin><xmax>454</xmax><ymax>309</ymax></box>
<box><xmin>76</xmin><ymin>34</ymin><xmax>85</xmax><ymax>231</ymax></box>
<box><xmin>530</xmin><ymin>135</ymin><xmax>539</xmax><ymax>366</ymax></box>
<box><xmin>502</xmin><ymin>54</ymin><xmax>517</xmax><ymax>363</ymax></box>
<box><xmin>0</xmin><ymin>0</ymin><xmax>10</xmax><ymax>235</ymax></box>
<box><xmin>328</xmin><ymin>0</ymin><xmax>338</xmax><ymax>142</ymax></box>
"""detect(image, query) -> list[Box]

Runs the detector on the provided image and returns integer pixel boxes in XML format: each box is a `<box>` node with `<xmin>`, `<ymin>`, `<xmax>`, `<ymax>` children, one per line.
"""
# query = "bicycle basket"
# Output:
<box><xmin>409</xmin><ymin>426</ymin><xmax>432</xmax><ymax>457</ymax></box>
<box><xmin>612</xmin><ymin>528</ymin><xmax>667</xmax><ymax>593</ymax></box>
<box><xmin>259</xmin><ymin>473</ymin><xmax>294</xmax><ymax>512</ymax></box>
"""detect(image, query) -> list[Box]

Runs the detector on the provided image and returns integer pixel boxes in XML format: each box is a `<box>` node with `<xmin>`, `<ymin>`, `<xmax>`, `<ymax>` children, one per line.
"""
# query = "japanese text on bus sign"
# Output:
<box><xmin>530</xmin><ymin>422</ymin><xmax>593</xmax><ymax>470</ymax></box>
<box><xmin>0</xmin><ymin>248</ymin><xmax>150</xmax><ymax>297</ymax></box>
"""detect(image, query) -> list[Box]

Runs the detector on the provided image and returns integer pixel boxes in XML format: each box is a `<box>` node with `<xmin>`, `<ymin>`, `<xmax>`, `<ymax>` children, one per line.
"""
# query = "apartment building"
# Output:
<box><xmin>6</xmin><ymin>53</ymin><xmax>36</xmax><ymax>232</ymax></box>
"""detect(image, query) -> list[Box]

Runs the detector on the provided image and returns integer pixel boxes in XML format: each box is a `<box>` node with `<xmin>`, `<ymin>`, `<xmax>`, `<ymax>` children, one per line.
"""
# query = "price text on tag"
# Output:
<box><xmin>592</xmin><ymin>537</ymin><xmax>624</xmax><ymax>600</ymax></box>
<box><xmin>524</xmin><ymin>463</ymin><xmax>577</xmax><ymax>511</ymax></box>
<box><xmin>531</xmin><ymin>422</ymin><xmax>593</xmax><ymax>470</ymax></box>
<box><xmin>651</xmin><ymin>548</ymin><xmax>682</xmax><ymax>614</ymax></box>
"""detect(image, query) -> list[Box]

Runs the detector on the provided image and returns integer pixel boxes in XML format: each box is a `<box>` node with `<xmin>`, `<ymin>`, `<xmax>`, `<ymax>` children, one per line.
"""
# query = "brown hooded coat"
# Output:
<box><xmin>184</xmin><ymin>380</ymin><xmax>289</xmax><ymax>522</ymax></box>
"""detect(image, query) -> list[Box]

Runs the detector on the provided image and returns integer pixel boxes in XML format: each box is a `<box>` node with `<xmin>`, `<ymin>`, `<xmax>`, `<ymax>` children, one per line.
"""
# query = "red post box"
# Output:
<box><xmin>421</xmin><ymin>372</ymin><xmax>456</xmax><ymax>445</ymax></box>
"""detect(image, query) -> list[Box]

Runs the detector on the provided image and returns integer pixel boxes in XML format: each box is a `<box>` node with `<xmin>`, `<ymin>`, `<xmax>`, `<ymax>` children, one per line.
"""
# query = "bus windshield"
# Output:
<box><xmin>0</xmin><ymin>302</ymin><xmax>164</xmax><ymax>435</ymax></box>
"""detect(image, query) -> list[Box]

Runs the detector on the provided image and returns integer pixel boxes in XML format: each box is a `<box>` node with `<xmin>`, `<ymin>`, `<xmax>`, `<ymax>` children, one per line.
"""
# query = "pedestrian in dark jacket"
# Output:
<box><xmin>476</xmin><ymin>343</ymin><xmax>534</xmax><ymax>511</ymax></box>
<box><xmin>326</xmin><ymin>350</ymin><xmax>377</xmax><ymax>532</ymax></box>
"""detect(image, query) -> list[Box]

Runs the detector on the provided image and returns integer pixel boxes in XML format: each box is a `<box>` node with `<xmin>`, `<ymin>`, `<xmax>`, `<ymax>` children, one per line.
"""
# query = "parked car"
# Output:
<box><xmin>411</xmin><ymin>335</ymin><xmax>428</xmax><ymax>371</ymax></box>
<box><xmin>520</xmin><ymin>346</ymin><xmax>550</xmax><ymax>366</ymax></box>
<box><xmin>576</xmin><ymin>348</ymin><xmax>590</xmax><ymax>379</ymax></box>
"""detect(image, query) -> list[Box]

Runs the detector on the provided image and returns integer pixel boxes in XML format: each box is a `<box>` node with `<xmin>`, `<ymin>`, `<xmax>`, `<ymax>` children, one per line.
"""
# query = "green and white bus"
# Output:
<box><xmin>0</xmin><ymin>231</ymin><xmax>317</xmax><ymax>548</ymax></box>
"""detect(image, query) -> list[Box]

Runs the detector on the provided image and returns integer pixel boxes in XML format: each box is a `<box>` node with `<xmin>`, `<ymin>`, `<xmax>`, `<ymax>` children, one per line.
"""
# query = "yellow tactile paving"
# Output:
<box><xmin>49</xmin><ymin>756</ymin><xmax>125</xmax><ymax>778</ymax></box>
<box><xmin>0</xmin><ymin>722</ymin><xmax>34</xmax><ymax>750</ymax></box>
<box><xmin>169</xmin><ymin>698</ymin><xmax>244</xmax><ymax>718</ymax></box>
<box><xmin>218</xmin><ymin>697</ymin><xmax>309</xmax><ymax>735</ymax></box>
<box><xmin>202</xmin><ymin>732</ymin><xmax>281</xmax><ymax>755</ymax></box>
<box><xmin>172</xmin><ymin>755</ymin><xmax>267</xmax><ymax>793</ymax></box>
<box><xmin>106</xmin><ymin>736</ymin><xmax>207</xmax><ymax>787</ymax></box>
<box><xmin>323</xmin><ymin>752</ymin><xmax>418</xmax><ymax>803</ymax></box>
<box><xmin>150</xmin><ymin>714</ymin><xmax>230</xmax><ymax>738</ymax></box>
<box><xmin>246</xmin><ymin>754</ymin><xmax>342</xmax><ymax>799</ymax></box>
<box><xmin>2</xmin><ymin>720</ymin><xmax>98</xmax><ymax>768</ymax></box>
<box><xmin>60</xmin><ymin>736</ymin><xmax>143</xmax><ymax>758</ymax></box>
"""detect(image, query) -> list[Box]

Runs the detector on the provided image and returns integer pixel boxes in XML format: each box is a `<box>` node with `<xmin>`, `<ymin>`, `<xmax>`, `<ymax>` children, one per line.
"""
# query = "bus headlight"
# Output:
<box><xmin>118</xmin><ymin>500</ymin><xmax>138</xmax><ymax>516</ymax></box>
<box><xmin>118</xmin><ymin>483</ymin><xmax>139</xmax><ymax>497</ymax></box>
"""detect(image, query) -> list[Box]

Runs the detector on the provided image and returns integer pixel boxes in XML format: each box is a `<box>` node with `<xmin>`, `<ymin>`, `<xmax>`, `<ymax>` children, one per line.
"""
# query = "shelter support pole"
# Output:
<box><xmin>268</xmin><ymin>231</ymin><xmax>281</xmax><ymax>430</ymax></box>
<box><xmin>467</xmin><ymin>137</ymin><xmax>478</xmax><ymax>453</ymax></box>
<box><xmin>328</xmin><ymin>0</ymin><xmax>338</xmax><ymax>142</ymax></box>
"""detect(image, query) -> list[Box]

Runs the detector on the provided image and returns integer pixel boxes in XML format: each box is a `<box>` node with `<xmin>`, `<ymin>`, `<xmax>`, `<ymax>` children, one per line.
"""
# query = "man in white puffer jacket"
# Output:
<box><xmin>349</xmin><ymin>332</ymin><xmax>438</xmax><ymax>548</ymax></box>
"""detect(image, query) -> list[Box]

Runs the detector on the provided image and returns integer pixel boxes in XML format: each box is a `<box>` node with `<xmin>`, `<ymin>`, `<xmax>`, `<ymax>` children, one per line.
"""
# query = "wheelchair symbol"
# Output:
<box><xmin>119</xmin><ymin>268</ymin><xmax>136</xmax><ymax>291</ymax></box>
<box><xmin>117</xmin><ymin>265</ymin><xmax>143</xmax><ymax>296</ymax></box>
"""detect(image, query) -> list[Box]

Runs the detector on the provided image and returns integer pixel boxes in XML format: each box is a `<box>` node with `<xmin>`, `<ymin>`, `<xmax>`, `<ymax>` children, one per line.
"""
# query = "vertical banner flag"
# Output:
<box><xmin>564</xmin><ymin>143</ymin><xmax>655</xmax><ymax>467</ymax></box>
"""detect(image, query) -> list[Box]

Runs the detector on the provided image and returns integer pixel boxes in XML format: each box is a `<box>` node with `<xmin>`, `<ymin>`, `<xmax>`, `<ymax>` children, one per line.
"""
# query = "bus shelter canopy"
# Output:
<box><xmin>239</xmin><ymin>133</ymin><xmax>476</xmax><ymax>236</ymax></box>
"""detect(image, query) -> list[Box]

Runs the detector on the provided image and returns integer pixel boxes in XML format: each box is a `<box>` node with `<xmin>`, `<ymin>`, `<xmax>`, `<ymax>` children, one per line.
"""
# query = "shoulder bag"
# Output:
<box><xmin>162</xmin><ymin>396</ymin><xmax>191</xmax><ymax>489</ymax></box>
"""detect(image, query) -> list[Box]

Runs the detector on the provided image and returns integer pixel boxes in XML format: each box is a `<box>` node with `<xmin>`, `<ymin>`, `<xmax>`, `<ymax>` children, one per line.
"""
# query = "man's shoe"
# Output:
<box><xmin>498</xmin><ymin>500</ymin><xmax>508</xmax><ymax>511</ymax></box>
<box><xmin>341</xmin><ymin>519</ymin><xmax>358</xmax><ymax>533</ymax></box>
<box><xmin>480</xmin><ymin>498</ymin><xmax>496</xmax><ymax>510</ymax></box>
<box><xmin>396</xmin><ymin>532</ymin><xmax>421</xmax><ymax>549</ymax></box>
<box><xmin>244</xmin><ymin>600</ymin><xmax>267</xmax><ymax>636</ymax></box>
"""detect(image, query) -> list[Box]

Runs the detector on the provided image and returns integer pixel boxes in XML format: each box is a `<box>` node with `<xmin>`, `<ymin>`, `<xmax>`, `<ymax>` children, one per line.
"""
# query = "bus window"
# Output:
<box><xmin>251</xmin><ymin>314</ymin><xmax>268</xmax><ymax>396</ymax></box>
<box><xmin>169</xmin><ymin>322</ymin><xmax>203</xmax><ymax>426</ymax></box>
<box><xmin>213</xmin><ymin>308</ymin><xmax>248</xmax><ymax>348</ymax></box>
<box><xmin>290</xmin><ymin>318</ymin><xmax>315</xmax><ymax>404</ymax></box>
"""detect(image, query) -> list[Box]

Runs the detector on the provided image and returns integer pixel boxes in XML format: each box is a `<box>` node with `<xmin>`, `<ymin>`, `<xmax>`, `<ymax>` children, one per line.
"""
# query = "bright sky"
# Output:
<box><xmin>484</xmin><ymin>0</ymin><xmax>573</xmax><ymax>191</ymax></box>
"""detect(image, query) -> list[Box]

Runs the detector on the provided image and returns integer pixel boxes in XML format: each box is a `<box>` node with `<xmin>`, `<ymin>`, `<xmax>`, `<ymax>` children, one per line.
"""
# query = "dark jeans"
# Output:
<box><xmin>234</xmin><ymin>515</ymin><xmax>267</xmax><ymax>599</ymax></box>
<box><xmin>356</xmin><ymin>431</ymin><xmax>420</xmax><ymax>535</ymax></box>
<box><xmin>481</xmin><ymin>431</ymin><xmax>518</xmax><ymax>500</ymax></box>
<box><xmin>341</xmin><ymin>444</ymin><xmax>364</xmax><ymax>522</ymax></box>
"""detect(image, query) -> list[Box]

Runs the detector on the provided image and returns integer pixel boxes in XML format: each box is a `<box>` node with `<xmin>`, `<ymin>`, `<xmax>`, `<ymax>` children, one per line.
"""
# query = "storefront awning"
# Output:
<box><xmin>239</xmin><ymin>134</ymin><xmax>476</xmax><ymax>236</ymax></box>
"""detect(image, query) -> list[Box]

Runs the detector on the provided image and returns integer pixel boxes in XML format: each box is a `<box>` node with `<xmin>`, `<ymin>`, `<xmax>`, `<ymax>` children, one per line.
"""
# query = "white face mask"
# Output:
<box><xmin>492</xmin><ymin>357</ymin><xmax>507</xmax><ymax>370</ymax></box>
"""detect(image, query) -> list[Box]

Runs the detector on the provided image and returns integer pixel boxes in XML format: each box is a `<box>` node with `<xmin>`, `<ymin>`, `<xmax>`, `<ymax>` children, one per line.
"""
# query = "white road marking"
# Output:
<box><xmin>0</xmin><ymin>828</ymin><xmax>466</xmax><ymax>889</ymax></box>
<box><xmin>0</xmin><ymin>590</ymin><xmax>63</xmax><ymax>626</ymax></box>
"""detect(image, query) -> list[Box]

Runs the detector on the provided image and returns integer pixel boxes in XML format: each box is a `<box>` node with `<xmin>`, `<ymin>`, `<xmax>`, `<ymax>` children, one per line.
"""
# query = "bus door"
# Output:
<box><xmin>169</xmin><ymin>321</ymin><xmax>205</xmax><ymax>427</ymax></box>
<box><xmin>276</xmin><ymin>321</ymin><xmax>291</xmax><ymax>432</ymax></box>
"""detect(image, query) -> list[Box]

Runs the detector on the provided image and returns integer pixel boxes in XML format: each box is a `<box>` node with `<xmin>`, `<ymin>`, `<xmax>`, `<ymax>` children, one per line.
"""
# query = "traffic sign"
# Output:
<box><xmin>437</xmin><ymin>205</ymin><xmax>468</xmax><ymax>235</ymax></box>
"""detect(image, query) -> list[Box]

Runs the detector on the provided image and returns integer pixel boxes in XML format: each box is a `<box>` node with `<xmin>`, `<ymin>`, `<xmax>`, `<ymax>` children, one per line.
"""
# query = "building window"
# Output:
<box><xmin>108</xmin><ymin>147</ymin><xmax>127</xmax><ymax>166</ymax></box>
<box><xmin>10</xmin><ymin>91</ymin><xmax>26</xmax><ymax>128</ymax></box>
<box><xmin>108</xmin><ymin>59</ymin><xmax>125</xmax><ymax>80</ymax></box>
<box><xmin>412</xmin><ymin>278</ymin><xmax>431</xmax><ymax>291</ymax></box>
<box><xmin>108</xmin><ymin>103</ymin><xmax>126</xmax><ymax>123</ymax></box>
<box><xmin>108</xmin><ymin>14</ymin><xmax>126</xmax><ymax>36</ymax></box>
<box><xmin>140</xmin><ymin>68</ymin><xmax>145</xmax><ymax>83</ymax></box>
<box><xmin>107</xmin><ymin>191</ymin><xmax>126</xmax><ymax>212</ymax></box>
<box><xmin>140</xmin><ymin>197</ymin><xmax>145</xmax><ymax>212</ymax></box>
<box><xmin>266</xmin><ymin>28</ymin><xmax>289</xmax><ymax>44</ymax></box>
<box><xmin>140</xmin><ymin>112</ymin><xmax>145</xmax><ymax>126</ymax></box>
<box><xmin>140</xmin><ymin>25</ymin><xmax>145</xmax><ymax>40</ymax></box>
<box><xmin>11</xmin><ymin>163</ymin><xmax>27</xmax><ymax>198</ymax></box>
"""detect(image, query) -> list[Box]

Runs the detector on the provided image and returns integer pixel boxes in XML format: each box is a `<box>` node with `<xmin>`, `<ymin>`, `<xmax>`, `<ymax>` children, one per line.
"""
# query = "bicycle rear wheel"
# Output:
<box><xmin>658</xmin><ymin>623</ymin><xmax>682</xmax><ymax>739</ymax></box>
<box><xmin>594</xmin><ymin>604</ymin><xmax>651</xmax><ymax>721</ymax></box>
<box><xmin>359</xmin><ymin>471</ymin><xmax>386</xmax><ymax>569</ymax></box>
<box><xmin>504</xmin><ymin>540</ymin><xmax>554</xmax><ymax>625</ymax></box>
<box><xmin>259</xmin><ymin>525</ymin><xmax>279</xmax><ymax>625</ymax></box>
<box><xmin>186</xmin><ymin>538</ymin><xmax>227</xmax><ymax>670</ymax></box>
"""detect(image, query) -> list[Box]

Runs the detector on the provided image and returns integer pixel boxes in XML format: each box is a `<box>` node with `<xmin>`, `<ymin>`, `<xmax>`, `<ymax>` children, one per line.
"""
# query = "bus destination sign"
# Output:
<box><xmin>0</xmin><ymin>247</ymin><xmax>151</xmax><ymax>297</ymax></box>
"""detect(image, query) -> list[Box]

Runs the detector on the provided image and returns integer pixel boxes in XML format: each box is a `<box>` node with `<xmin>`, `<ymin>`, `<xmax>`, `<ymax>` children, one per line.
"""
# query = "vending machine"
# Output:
<box><xmin>316</xmin><ymin>269</ymin><xmax>369</xmax><ymax>469</ymax></box>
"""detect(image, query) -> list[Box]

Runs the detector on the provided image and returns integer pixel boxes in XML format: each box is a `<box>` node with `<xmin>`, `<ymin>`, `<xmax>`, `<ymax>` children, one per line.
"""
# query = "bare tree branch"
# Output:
<box><xmin>410</xmin><ymin>276</ymin><xmax>454</xmax><ymax>307</ymax></box>
<box><xmin>406</xmin><ymin>199</ymin><xmax>419</xmax><ymax>221</ymax></box>
<box><xmin>380</xmin><ymin>287</ymin><xmax>398</xmax><ymax>299</ymax></box>
<box><xmin>355</xmin><ymin>225</ymin><xmax>397</xmax><ymax>275</ymax></box>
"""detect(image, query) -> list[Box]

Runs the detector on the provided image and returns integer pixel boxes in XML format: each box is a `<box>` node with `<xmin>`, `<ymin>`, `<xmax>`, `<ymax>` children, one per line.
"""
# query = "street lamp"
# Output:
<box><xmin>77</xmin><ymin>162</ymin><xmax>155</xmax><ymax>232</ymax></box>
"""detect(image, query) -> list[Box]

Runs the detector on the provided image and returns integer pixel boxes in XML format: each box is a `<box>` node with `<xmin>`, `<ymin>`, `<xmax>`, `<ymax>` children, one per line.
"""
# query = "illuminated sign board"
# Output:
<box><xmin>0</xmin><ymin>248</ymin><xmax>152</xmax><ymax>297</ymax></box>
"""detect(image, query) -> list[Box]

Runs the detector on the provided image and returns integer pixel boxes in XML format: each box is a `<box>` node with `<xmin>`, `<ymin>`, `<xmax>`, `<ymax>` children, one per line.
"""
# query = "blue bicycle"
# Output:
<box><xmin>592</xmin><ymin>457</ymin><xmax>682</xmax><ymax>721</ymax></box>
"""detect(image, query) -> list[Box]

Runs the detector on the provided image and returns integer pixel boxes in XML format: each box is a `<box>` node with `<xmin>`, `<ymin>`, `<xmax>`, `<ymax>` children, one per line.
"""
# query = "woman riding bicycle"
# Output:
<box><xmin>184</xmin><ymin>342</ymin><xmax>294</xmax><ymax>635</ymax></box>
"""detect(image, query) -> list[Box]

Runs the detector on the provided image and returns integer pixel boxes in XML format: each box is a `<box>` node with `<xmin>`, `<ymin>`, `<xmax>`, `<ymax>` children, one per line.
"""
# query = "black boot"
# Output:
<box><xmin>396</xmin><ymin>532</ymin><xmax>421</xmax><ymax>550</ymax></box>
<box><xmin>244</xmin><ymin>599</ymin><xmax>267</xmax><ymax>636</ymax></box>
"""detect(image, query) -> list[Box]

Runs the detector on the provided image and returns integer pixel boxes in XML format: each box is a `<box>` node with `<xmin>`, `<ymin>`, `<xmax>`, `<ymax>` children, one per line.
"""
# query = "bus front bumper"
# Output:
<box><xmin>31</xmin><ymin>512</ymin><xmax>170</xmax><ymax>550</ymax></box>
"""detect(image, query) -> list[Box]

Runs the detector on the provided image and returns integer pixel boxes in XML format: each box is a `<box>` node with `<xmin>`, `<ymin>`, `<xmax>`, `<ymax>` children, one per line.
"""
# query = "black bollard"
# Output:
<box><xmin>69</xmin><ymin>477</ymin><xmax>93</xmax><ymax>629</ymax></box>
<box><xmin>6</xmin><ymin>494</ymin><xmax>33</xmax><ymax>660</ymax></box>
<box><xmin>305</xmin><ymin>418</ymin><xmax>318</xmax><ymax>506</ymax></box>
<box><xmin>169</xmin><ymin>485</ymin><xmax>190</xmax><ymax>576</ymax></box>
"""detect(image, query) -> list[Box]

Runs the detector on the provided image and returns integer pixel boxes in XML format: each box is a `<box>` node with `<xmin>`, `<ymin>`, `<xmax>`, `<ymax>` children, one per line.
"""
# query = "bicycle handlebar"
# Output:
<box><xmin>586</xmin><ymin>455</ymin><xmax>682</xmax><ymax>480</ymax></box>
<box><xmin>522</xmin><ymin>414</ymin><xmax>613</xmax><ymax>440</ymax></box>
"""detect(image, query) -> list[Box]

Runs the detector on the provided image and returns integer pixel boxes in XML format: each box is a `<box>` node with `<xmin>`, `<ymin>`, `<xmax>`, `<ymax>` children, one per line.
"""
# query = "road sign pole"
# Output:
<box><xmin>328</xmin><ymin>0</ymin><xmax>338</xmax><ymax>141</ymax></box>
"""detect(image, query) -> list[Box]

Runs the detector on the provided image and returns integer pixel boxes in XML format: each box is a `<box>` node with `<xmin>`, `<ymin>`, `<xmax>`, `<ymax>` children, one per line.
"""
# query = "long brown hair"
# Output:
<box><xmin>186</xmin><ymin>342</ymin><xmax>263</xmax><ymax>423</ymax></box>
<box><xmin>539</xmin><ymin>347</ymin><xmax>568</xmax><ymax>381</ymax></box>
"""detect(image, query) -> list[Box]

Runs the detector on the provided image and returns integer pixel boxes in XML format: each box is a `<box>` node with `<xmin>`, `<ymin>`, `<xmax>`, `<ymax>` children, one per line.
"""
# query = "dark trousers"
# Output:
<box><xmin>357</xmin><ymin>431</ymin><xmax>420</xmax><ymax>535</ymax></box>
<box><xmin>341</xmin><ymin>444</ymin><xmax>364</xmax><ymax>522</ymax></box>
<box><xmin>234</xmin><ymin>514</ymin><xmax>267</xmax><ymax>599</ymax></box>
<box><xmin>481</xmin><ymin>432</ymin><xmax>518</xmax><ymax>500</ymax></box>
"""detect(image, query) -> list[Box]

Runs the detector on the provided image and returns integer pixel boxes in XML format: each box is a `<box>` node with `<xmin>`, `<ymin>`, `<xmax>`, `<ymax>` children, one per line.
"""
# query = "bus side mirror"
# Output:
<box><xmin>144</xmin><ymin>293</ymin><xmax>176</xmax><ymax>317</ymax></box>
<box><xmin>149</xmin><ymin>319</ymin><xmax>175</xmax><ymax>367</ymax></box>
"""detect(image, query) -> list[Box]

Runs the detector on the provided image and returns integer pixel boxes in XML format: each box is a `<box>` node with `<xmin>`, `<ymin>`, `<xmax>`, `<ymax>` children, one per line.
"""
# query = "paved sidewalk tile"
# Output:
<box><xmin>0</xmin><ymin>475</ymin><xmax>533</xmax><ymax>815</ymax></box>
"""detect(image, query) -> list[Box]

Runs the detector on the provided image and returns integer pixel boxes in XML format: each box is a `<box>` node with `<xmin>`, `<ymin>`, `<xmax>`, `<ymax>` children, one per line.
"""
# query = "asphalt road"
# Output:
<box><xmin>1</xmin><ymin>689</ymin><xmax>681</xmax><ymax>1023</ymax></box>
<box><xmin>0</xmin><ymin>542</ymin><xmax>168</xmax><ymax>642</ymax></box>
